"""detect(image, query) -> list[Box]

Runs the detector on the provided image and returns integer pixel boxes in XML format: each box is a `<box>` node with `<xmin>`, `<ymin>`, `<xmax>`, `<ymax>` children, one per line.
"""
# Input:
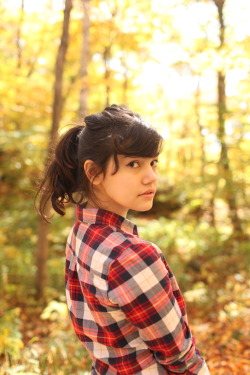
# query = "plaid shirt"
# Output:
<box><xmin>65</xmin><ymin>205</ymin><xmax>209</xmax><ymax>375</ymax></box>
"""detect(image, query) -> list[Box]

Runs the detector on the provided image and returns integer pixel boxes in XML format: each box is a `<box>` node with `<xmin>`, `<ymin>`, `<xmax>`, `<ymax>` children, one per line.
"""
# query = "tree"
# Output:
<box><xmin>36</xmin><ymin>0</ymin><xmax>73</xmax><ymax>299</ymax></box>
<box><xmin>79</xmin><ymin>0</ymin><xmax>90</xmax><ymax>116</ymax></box>
<box><xmin>212</xmin><ymin>0</ymin><xmax>242</xmax><ymax>235</ymax></box>
<box><xmin>16</xmin><ymin>0</ymin><xmax>24</xmax><ymax>70</ymax></box>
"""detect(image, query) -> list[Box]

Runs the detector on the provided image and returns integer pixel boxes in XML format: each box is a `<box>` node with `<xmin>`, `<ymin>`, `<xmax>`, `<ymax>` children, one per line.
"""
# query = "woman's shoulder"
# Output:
<box><xmin>109</xmin><ymin>231</ymin><xmax>163</xmax><ymax>266</ymax></box>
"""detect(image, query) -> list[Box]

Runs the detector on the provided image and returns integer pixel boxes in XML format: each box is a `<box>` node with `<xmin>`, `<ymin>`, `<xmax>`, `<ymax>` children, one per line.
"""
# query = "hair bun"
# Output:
<box><xmin>84</xmin><ymin>113</ymin><xmax>111</xmax><ymax>130</ymax></box>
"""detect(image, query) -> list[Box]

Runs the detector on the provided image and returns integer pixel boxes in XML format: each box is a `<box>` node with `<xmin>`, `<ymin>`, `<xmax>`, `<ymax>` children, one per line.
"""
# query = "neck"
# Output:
<box><xmin>86</xmin><ymin>198</ymin><xmax>128</xmax><ymax>218</ymax></box>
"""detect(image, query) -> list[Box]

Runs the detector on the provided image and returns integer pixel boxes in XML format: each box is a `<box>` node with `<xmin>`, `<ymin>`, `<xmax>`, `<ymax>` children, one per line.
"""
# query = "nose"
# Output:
<box><xmin>142</xmin><ymin>165</ymin><xmax>158</xmax><ymax>185</ymax></box>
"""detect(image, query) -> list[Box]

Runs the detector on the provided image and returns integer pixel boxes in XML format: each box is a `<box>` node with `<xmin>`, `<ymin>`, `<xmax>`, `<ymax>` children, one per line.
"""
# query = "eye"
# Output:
<box><xmin>151</xmin><ymin>159</ymin><xmax>159</xmax><ymax>167</ymax></box>
<box><xmin>127</xmin><ymin>161</ymin><xmax>140</xmax><ymax>168</ymax></box>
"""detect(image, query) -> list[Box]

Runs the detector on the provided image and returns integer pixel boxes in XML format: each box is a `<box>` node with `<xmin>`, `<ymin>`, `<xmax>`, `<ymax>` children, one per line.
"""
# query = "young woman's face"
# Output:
<box><xmin>95</xmin><ymin>154</ymin><xmax>159</xmax><ymax>217</ymax></box>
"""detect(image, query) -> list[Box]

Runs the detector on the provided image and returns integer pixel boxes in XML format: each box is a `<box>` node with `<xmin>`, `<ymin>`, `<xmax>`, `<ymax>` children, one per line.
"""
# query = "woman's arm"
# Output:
<box><xmin>108</xmin><ymin>242</ymin><xmax>210</xmax><ymax>375</ymax></box>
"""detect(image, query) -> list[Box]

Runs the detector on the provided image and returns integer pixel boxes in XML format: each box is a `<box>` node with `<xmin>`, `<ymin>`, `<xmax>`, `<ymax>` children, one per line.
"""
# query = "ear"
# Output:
<box><xmin>84</xmin><ymin>160</ymin><xmax>103</xmax><ymax>185</ymax></box>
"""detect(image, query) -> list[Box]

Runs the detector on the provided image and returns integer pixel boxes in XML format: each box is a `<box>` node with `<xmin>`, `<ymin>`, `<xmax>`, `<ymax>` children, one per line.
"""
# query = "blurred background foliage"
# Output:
<box><xmin>0</xmin><ymin>0</ymin><xmax>250</xmax><ymax>374</ymax></box>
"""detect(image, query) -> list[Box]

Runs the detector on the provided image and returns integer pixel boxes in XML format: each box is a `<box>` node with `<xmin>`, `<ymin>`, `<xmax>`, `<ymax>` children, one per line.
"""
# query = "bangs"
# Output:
<box><xmin>113</xmin><ymin>125</ymin><xmax>163</xmax><ymax>158</ymax></box>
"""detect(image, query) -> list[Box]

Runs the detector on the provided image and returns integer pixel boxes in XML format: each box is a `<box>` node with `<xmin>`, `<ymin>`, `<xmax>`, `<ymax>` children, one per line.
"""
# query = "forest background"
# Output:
<box><xmin>0</xmin><ymin>0</ymin><xmax>250</xmax><ymax>374</ymax></box>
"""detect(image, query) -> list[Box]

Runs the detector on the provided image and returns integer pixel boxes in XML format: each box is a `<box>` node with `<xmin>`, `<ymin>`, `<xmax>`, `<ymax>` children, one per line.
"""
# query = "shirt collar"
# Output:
<box><xmin>76</xmin><ymin>204</ymin><xmax>138</xmax><ymax>236</ymax></box>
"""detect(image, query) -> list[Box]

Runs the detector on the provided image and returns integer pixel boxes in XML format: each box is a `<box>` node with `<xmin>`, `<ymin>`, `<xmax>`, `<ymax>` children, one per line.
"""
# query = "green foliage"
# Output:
<box><xmin>136</xmin><ymin>215</ymin><xmax>250</xmax><ymax>318</ymax></box>
<box><xmin>0</xmin><ymin>301</ymin><xmax>91</xmax><ymax>375</ymax></box>
<box><xmin>0</xmin><ymin>308</ymin><xmax>23</xmax><ymax>359</ymax></box>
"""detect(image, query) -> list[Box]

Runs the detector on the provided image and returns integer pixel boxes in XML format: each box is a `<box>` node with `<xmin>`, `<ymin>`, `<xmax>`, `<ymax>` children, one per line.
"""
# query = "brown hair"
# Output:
<box><xmin>36</xmin><ymin>104</ymin><xmax>163</xmax><ymax>220</ymax></box>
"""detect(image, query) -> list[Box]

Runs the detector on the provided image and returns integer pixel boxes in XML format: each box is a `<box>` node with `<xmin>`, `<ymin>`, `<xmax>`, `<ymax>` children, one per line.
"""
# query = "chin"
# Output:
<box><xmin>136</xmin><ymin>204</ymin><xmax>154</xmax><ymax>212</ymax></box>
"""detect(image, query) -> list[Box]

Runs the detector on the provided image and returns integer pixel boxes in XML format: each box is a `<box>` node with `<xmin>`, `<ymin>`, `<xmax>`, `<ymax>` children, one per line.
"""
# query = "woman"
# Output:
<box><xmin>37</xmin><ymin>104</ymin><xmax>210</xmax><ymax>374</ymax></box>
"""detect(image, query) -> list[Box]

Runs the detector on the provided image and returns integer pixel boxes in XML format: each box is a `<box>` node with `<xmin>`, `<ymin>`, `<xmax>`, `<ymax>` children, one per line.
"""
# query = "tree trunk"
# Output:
<box><xmin>36</xmin><ymin>0</ymin><xmax>73</xmax><ymax>300</ymax></box>
<box><xmin>50</xmin><ymin>0</ymin><xmax>73</xmax><ymax>147</ymax></box>
<box><xmin>16</xmin><ymin>0</ymin><xmax>25</xmax><ymax>69</ymax></box>
<box><xmin>102</xmin><ymin>5</ymin><xmax>118</xmax><ymax>107</ymax></box>
<box><xmin>213</xmin><ymin>0</ymin><xmax>242</xmax><ymax>235</ymax></box>
<box><xmin>194</xmin><ymin>76</ymin><xmax>206</xmax><ymax>182</ymax></box>
<box><xmin>121</xmin><ymin>52</ymin><xmax>129</xmax><ymax>105</ymax></box>
<box><xmin>79</xmin><ymin>0</ymin><xmax>90</xmax><ymax>117</ymax></box>
<box><xmin>104</xmin><ymin>45</ymin><xmax>111</xmax><ymax>107</ymax></box>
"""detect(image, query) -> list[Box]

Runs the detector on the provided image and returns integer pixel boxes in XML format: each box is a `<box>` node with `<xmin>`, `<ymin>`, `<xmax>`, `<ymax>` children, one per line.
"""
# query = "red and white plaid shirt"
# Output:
<box><xmin>65</xmin><ymin>205</ymin><xmax>209</xmax><ymax>375</ymax></box>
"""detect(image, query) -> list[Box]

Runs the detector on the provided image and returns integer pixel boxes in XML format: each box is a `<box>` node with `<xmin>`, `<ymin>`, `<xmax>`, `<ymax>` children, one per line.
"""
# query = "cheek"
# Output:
<box><xmin>108</xmin><ymin>175</ymin><xmax>136</xmax><ymax>193</ymax></box>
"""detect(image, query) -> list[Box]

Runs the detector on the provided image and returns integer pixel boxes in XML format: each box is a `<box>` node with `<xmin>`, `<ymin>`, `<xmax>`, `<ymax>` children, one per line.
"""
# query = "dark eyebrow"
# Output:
<box><xmin>123</xmin><ymin>155</ymin><xmax>159</xmax><ymax>159</ymax></box>
<box><xmin>123</xmin><ymin>156</ymin><xmax>139</xmax><ymax>159</ymax></box>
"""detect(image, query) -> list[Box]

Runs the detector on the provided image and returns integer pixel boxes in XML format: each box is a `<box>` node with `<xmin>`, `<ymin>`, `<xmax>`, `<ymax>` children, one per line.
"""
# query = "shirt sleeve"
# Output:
<box><xmin>107</xmin><ymin>242</ymin><xmax>210</xmax><ymax>375</ymax></box>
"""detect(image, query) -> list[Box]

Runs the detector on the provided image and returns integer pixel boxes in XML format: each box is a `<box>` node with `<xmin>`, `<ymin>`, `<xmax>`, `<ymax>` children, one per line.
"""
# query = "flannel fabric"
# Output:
<box><xmin>65</xmin><ymin>205</ymin><xmax>210</xmax><ymax>375</ymax></box>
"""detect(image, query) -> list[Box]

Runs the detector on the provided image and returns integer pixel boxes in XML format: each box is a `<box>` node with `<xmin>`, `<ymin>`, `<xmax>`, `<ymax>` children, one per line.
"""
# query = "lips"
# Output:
<box><xmin>139</xmin><ymin>189</ymin><xmax>155</xmax><ymax>196</ymax></box>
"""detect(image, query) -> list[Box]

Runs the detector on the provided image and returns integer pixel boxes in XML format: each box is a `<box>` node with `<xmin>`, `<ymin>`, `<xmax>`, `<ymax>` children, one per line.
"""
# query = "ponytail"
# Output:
<box><xmin>36</xmin><ymin>125</ymin><xmax>85</xmax><ymax>220</ymax></box>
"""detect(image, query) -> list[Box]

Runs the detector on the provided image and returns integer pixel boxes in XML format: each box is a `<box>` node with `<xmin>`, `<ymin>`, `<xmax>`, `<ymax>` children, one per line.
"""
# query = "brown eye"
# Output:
<box><xmin>151</xmin><ymin>160</ymin><xmax>158</xmax><ymax>167</ymax></box>
<box><xmin>127</xmin><ymin>161</ymin><xmax>140</xmax><ymax>168</ymax></box>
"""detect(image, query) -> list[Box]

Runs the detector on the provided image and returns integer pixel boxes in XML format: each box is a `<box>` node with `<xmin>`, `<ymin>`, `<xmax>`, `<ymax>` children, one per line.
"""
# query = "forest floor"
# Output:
<box><xmin>1</xmin><ymin>303</ymin><xmax>249</xmax><ymax>375</ymax></box>
<box><xmin>190</xmin><ymin>314</ymin><xmax>250</xmax><ymax>375</ymax></box>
